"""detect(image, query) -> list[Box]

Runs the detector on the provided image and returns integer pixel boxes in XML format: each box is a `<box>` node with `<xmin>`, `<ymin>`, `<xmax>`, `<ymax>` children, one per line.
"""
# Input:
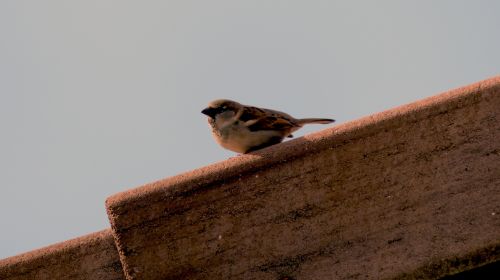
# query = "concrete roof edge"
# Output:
<box><xmin>105</xmin><ymin>75</ymin><xmax>500</xmax><ymax>213</ymax></box>
<box><xmin>0</xmin><ymin>229</ymin><xmax>113</xmax><ymax>275</ymax></box>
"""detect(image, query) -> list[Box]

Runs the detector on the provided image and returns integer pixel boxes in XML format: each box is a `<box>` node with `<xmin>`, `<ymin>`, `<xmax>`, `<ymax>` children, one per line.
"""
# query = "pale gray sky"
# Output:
<box><xmin>1</xmin><ymin>1</ymin><xmax>499</xmax><ymax>259</ymax></box>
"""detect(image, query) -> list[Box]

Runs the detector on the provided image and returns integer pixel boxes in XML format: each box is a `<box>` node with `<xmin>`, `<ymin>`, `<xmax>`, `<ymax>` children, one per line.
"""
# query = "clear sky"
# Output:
<box><xmin>1</xmin><ymin>1</ymin><xmax>499</xmax><ymax>259</ymax></box>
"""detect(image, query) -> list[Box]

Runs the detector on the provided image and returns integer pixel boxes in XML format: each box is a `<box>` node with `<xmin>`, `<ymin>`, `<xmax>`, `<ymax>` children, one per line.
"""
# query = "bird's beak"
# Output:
<box><xmin>201</xmin><ymin>107</ymin><xmax>216</xmax><ymax>118</ymax></box>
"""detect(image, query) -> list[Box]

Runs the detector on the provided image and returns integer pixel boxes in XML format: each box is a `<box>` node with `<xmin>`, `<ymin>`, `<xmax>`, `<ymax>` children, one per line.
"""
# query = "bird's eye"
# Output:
<box><xmin>222</xmin><ymin>106</ymin><xmax>227</xmax><ymax>110</ymax></box>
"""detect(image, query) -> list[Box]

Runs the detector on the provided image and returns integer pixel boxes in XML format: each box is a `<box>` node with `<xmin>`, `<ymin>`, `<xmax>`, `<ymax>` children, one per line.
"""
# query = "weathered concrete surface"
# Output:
<box><xmin>395</xmin><ymin>243</ymin><xmax>500</xmax><ymax>279</ymax></box>
<box><xmin>106</xmin><ymin>76</ymin><xmax>500</xmax><ymax>279</ymax></box>
<box><xmin>0</xmin><ymin>229</ymin><xmax>124</xmax><ymax>280</ymax></box>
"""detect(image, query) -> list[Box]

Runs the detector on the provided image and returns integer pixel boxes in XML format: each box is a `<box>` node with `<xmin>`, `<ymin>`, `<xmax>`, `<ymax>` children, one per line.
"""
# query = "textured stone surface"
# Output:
<box><xmin>395</xmin><ymin>243</ymin><xmax>500</xmax><ymax>279</ymax></box>
<box><xmin>106</xmin><ymin>77</ymin><xmax>500</xmax><ymax>279</ymax></box>
<box><xmin>0</xmin><ymin>229</ymin><xmax>124</xmax><ymax>280</ymax></box>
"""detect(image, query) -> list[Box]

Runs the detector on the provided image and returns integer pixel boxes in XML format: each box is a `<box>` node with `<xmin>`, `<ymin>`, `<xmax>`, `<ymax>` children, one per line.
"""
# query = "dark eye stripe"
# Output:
<box><xmin>213</xmin><ymin>107</ymin><xmax>227</xmax><ymax>115</ymax></box>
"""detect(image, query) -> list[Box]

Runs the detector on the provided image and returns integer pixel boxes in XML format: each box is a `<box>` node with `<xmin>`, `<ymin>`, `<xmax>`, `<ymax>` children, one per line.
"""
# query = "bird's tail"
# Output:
<box><xmin>297</xmin><ymin>118</ymin><xmax>335</xmax><ymax>125</ymax></box>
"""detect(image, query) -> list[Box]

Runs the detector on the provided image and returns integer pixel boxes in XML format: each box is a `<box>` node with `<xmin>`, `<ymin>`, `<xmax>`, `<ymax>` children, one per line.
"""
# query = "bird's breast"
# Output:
<box><xmin>213</xmin><ymin>122</ymin><xmax>284</xmax><ymax>153</ymax></box>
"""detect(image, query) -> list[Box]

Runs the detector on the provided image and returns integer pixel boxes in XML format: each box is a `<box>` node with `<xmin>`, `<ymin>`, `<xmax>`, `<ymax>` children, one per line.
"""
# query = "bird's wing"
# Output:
<box><xmin>240</xmin><ymin>106</ymin><xmax>300</xmax><ymax>132</ymax></box>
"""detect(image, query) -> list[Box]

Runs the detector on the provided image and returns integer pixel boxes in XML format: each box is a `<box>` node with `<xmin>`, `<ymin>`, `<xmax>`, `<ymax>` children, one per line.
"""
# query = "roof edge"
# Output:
<box><xmin>0</xmin><ymin>229</ymin><xmax>114</xmax><ymax>275</ymax></box>
<box><xmin>106</xmin><ymin>76</ymin><xmax>500</xmax><ymax>212</ymax></box>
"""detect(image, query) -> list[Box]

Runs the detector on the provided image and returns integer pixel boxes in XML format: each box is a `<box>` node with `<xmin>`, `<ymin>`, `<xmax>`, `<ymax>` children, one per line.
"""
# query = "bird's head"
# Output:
<box><xmin>201</xmin><ymin>99</ymin><xmax>241</xmax><ymax>119</ymax></box>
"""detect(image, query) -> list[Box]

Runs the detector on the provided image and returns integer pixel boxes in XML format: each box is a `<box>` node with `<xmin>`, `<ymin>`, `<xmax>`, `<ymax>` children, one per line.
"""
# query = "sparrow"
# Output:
<box><xmin>201</xmin><ymin>99</ymin><xmax>335</xmax><ymax>153</ymax></box>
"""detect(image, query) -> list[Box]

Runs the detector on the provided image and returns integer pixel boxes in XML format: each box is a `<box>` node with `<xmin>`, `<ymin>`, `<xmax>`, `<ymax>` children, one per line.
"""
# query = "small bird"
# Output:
<box><xmin>201</xmin><ymin>99</ymin><xmax>335</xmax><ymax>153</ymax></box>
